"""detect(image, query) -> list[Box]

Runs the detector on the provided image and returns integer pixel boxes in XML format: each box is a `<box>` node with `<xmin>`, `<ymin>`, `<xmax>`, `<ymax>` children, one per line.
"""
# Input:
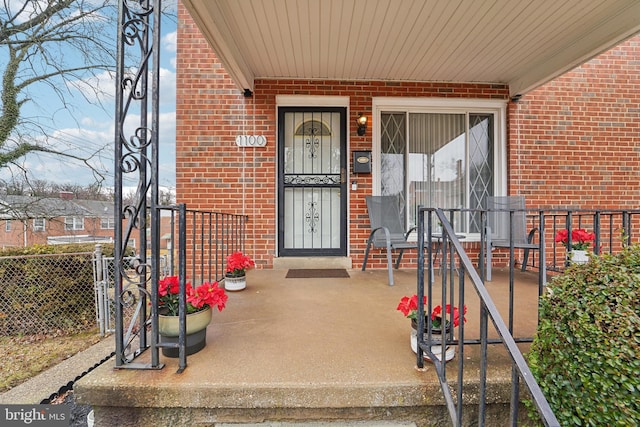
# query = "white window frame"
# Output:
<box><xmin>101</xmin><ymin>217</ymin><xmax>115</xmax><ymax>229</ymax></box>
<box><xmin>5</xmin><ymin>220</ymin><xmax>10</xmax><ymax>232</ymax></box>
<box><xmin>33</xmin><ymin>218</ymin><xmax>46</xmax><ymax>232</ymax></box>
<box><xmin>64</xmin><ymin>216</ymin><xmax>84</xmax><ymax>231</ymax></box>
<box><xmin>371</xmin><ymin>97</ymin><xmax>507</xmax><ymax>240</ymax></box>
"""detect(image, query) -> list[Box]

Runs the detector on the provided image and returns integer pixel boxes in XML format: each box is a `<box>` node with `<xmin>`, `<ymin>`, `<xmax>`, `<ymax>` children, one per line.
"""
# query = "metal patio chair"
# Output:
<box><xmin>361</xmin><ymin>195</ymin><xmax>422</xmax><ymax>286</ymax></box>
<box><xmin>485</xmin><ymin>196</ymin><xmax>539</xmax><ymax>281</ymax></box>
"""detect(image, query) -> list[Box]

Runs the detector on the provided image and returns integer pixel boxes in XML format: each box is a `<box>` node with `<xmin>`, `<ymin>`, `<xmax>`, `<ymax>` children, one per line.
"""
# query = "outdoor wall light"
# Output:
<box><xmin>356</xmin><ymin>113</ymin><xmax>367</xmax><ymax>136</ymax></box>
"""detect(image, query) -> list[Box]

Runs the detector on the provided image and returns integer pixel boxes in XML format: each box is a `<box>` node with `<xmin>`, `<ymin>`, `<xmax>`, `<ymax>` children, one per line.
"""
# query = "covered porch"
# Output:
<box><xmin>96</xmin><ymin>0</ymin><xmax>640</xmax><ymax>425</ymax></box>
<box><xmin>77</xmin><ymin>266</ymin><xmax>541</xmax><ymax>426</ymax></box>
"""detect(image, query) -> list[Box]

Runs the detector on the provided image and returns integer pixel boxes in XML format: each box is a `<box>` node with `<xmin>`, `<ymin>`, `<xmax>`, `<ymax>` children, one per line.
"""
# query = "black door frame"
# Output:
<box><xmin>277</xmin><ymin>106</ymin><xmax>348</xmax><ymax>256</ymax></box>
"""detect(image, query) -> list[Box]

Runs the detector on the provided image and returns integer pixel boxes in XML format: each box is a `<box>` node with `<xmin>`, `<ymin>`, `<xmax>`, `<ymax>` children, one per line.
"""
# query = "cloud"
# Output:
<box><xmin>163</xmin><ymin>31</ymin><xmax>177</xmax><ymax>53</ymax></box>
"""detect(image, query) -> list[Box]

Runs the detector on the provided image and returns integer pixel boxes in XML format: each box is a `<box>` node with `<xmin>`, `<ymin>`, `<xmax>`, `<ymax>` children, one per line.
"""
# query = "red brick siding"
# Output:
<box><xmin>177</xmin><ymin>5</ymin><xmax>508</xmax><ymax>269</ymax></box>
<box><xmin>178</xmin><ymin>6</ymin><xmax>640</xmax><ymax>271</ymax></box>
<box><xmin>0</xmin><ymin>217</ymin><xmax>115</xmax><ymax>248</ymax></box>
<box><xmin>509</xmin><ymin>37</ymin><xmax>640</xmax><ymax>209</ymax></box>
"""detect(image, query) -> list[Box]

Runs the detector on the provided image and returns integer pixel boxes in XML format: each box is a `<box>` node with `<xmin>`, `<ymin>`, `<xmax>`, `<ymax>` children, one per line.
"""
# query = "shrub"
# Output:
<box><xmin>528</xmin><ymin>246</ymin><xmax>640</xmax><ymax>425</ymax></box>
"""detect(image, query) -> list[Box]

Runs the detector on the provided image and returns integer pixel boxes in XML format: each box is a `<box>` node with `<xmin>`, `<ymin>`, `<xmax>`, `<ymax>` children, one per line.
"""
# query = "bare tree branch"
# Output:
<box><xmin>0</xmin><ymin>0</ymin><xmax>117</xmax><ymax>183</ymax></box>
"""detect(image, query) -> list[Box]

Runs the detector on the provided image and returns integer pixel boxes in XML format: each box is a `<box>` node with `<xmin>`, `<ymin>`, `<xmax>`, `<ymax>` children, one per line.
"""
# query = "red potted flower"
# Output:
<box><xmin>555</xmin><ymin>228</ymin><xmax>595</xmax><ymax>264</ymax></box>
<box><xmin>397</xmin><ymin>294</ymin><xmax>467</xmax><ymax>362</ymax></box>
<box><xmin>224</xmin><ymin>251</ymin><xmax>255</xmax><ymax>291</ymax></box>
<box><xmin>157</xmin><ymin>275</ymin><xmax>227</xmax><ymax>357</ymax></box>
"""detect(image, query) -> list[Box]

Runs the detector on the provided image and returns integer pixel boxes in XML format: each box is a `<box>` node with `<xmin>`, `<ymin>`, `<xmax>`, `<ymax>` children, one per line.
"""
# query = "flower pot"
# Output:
<box><xmin>410</xmin><ymin>318</ymin><xmax>456</xmax><ymax>362</ymax></box>
<box><xmin>569</xmin><ymin>250</ymin><xmax>589</xmax><ymax>265</ymax></box>
<box><xmin>158</xmin><ymin>306</ymin><xmax>212</xmax><ymax>357</ymax></box>
<box><xmin>224</xmin><ymin>273</ymin><xmax>246</xmax><ymax>291</ymax></box>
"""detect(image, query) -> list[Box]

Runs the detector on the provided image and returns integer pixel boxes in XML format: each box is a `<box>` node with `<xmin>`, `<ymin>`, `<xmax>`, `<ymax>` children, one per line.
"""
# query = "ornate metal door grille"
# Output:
<box><xmin>278</xmin><ymin>108</ymin><xmax>347</xmax><ymax>256</ymax></box>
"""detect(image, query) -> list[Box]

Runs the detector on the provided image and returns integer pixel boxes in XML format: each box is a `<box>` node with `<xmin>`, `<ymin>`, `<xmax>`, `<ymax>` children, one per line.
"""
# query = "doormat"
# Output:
<box><xmin>285</xmin><ymin>269</ymin><xmax>350</xmax><ymax>279</ymax></box>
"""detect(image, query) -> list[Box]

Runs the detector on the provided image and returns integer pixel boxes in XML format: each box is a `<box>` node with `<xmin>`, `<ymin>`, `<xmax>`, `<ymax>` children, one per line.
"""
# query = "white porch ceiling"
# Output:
<box><xmin>181</xmin><ymin>0</ymin><xmax>640</xmax><ymax>96</ymax></box>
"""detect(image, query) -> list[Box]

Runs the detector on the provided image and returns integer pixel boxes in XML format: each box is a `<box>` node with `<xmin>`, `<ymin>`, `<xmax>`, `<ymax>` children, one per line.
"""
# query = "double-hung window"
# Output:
<box><xmin>33</xmin><ymin>218</ymin><xmax>46</xmax><ymax>232</ymax></box>
<box><xmin>64</xmin><ymin>216</ymin><xmax>84</xmax><ymax>231</ymax></box>
<box><xmin>101</xmin><ymin>217</ymin><xmax>115</xmax><ymax>229</ymax></box>
<box><xmin>373</xmin><ymin>98</ymin><xmax>506</xmax><ymax>237</ymax></box>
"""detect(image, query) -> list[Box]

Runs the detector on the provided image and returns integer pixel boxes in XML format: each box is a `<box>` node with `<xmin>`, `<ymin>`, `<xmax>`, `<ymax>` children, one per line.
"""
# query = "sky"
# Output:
<box><xmin>1</xmin><ymin>2</ymin><xmax>178</xmax><ymax>192</ymax></box>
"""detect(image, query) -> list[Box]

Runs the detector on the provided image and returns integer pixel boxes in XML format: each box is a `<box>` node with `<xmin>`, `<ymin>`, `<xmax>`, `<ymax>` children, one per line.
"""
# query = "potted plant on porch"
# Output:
<box><xmin>157</xmin><ymin>276</ymin><xmax>227</xmax><ymax>357</ymax></box>
<box><xmin>397</xmin><ymin>294</ymin><xmax>466</xmax><ymax>362</ymax></box>
<box><xmin>224</xmin><ymin>251</ymin><xmax>255</xmax><ymax>291</ymax></box>
<box><xmin>555</xmin><ymin>228</ymin><xmax>595</xmax><ymax>264</ymax></box>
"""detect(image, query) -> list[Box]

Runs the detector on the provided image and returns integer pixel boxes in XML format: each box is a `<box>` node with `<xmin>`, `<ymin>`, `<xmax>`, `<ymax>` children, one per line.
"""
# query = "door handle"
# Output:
<box><xmin>340</xmin><ymin>168</ymin><xmax>346</xmax><ymax>184</ymax></box>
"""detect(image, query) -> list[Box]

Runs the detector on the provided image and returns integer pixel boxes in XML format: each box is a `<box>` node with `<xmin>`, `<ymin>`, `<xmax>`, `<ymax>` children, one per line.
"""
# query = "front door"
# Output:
<box><xmin>278</xmin><ymin>107</ymin><xmax>347</xmax><ymax>256</ymax></box>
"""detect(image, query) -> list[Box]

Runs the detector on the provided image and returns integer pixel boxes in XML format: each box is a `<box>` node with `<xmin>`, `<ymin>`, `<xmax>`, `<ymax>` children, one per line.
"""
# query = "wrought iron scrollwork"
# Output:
<box><xmin>305</xmin><ymin>135</ymin><xmax>319</xmax><ymax>158</ymax></box>
<box><xmin>114</xmin><ymin>0</ymin><xmax>163</xmax><ymax>370</ymax></box>
<box><xmin>305</xmin><ymin>201</ymin><xmax>320</xmax><ymax>233</ymax></box>
<box><xmin>284</xmin><ymin>174</ymin><xmax>340</xmax><ymax>185</ymax></box>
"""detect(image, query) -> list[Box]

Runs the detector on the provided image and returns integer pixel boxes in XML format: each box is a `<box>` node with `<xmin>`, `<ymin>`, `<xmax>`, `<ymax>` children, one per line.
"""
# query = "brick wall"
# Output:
<box><xmin>178</xmin><ymin>5</ymin><xmax>640</xmax><ymax>270</ymax></box>
<box><xmin>509</xmin><ymin>36</ymin><xmax>640</xmax><ymax>210</ymax></box>
<box><xmin>177</xmin><ymin>6</ymin><xmax>508</xmax><ymax>269</ymax></box>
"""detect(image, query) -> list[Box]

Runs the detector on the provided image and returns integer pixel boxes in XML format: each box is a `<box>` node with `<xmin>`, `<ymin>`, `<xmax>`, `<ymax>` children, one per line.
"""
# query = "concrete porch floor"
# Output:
<box><xmin>75</xmin><ymin>266</ymin><xmax>543</xmax><ymax>427</ymax></box>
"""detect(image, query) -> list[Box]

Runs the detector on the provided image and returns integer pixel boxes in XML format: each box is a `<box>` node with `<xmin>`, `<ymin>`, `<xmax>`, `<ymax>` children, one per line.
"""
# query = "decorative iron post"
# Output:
<box><xmin>113</xmin><ymin>0</ymin><xmax>163</xmax><ymax>369</ymax></box>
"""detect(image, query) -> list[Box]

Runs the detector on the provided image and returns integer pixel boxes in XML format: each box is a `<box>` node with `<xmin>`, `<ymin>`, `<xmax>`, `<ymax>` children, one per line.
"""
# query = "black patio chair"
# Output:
<box><xmin>361</xmin><ymin>195</ymin><xmax>422</xmax><ymax>286</ymax></box>
<box><xmin>485</xmin><ymin>196</ymin><xmax>539</xmax><ymax>281</ymax></box>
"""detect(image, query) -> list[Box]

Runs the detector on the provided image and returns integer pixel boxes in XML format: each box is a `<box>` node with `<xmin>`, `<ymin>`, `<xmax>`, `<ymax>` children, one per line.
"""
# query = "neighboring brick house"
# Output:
<box><xmin>0</xmin><ymin>193</ymin><xmax>116</xmax><ymax>248</ymax></box>
<box><xmin>176</xmin><ymin>4</ymin><xmax>640</xmax><ymax>271</ymax></box>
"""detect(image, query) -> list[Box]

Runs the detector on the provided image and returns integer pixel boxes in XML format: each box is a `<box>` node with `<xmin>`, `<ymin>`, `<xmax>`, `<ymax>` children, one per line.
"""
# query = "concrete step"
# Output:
<box><xmin>218</xmin><ymin>423</ymin><xmax>417</xmax><ymax>427</ymax></box>
<box><xmin>272</xmin><ymin>256</ymin><xmax>352</xmax><ymax>269</ymax></box>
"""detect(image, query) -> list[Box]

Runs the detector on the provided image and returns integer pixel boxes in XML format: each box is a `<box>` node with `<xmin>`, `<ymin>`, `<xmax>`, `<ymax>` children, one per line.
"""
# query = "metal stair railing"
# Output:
<box><xmin>415</xmin><ymin>207</ymin><xmax>559</xmax><ymax>426</ymax></box>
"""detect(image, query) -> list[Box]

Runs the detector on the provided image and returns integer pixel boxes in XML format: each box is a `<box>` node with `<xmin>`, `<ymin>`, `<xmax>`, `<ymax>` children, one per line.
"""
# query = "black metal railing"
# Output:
<box><xmin>415</xmin><ymin>205</ymin><xmax>640</xmax><ymax>425</ymax></box>
<box><xmin>153</xmin><ymin>204</ymin><xmax>249</xmax><ymax>371</ymax></box>
<box><xmin>113</xmin><ymin>203</ymin><xmax>248</xmax><ymax>372</ymax></box>
<box><xmin>161</xmin><ymin>205</ymin><xmax>249</xmax><ymax>283</ymax></box>
<box><xmin>535</xmin><ymin>209</ymin><xmax>640</xmax><ymax>273</ymax></box>
<box><xmin>417</xmin><ymin>207</ymin><xmax>559</xmax><ymax>426</ymax></box>
<box><xmin>482</xmin><ymin>208</ymin><xmax>640</xmax><ymax>289</ymax></box>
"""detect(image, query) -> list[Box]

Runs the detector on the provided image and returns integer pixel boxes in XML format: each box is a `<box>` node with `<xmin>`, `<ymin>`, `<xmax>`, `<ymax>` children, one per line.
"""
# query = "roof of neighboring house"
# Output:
<box><xmin>72</xmin><ymin>199</ymin><xmax>115</xmax><ymax>218</ymax></box>
<box><xmin>0</xmin><ymin>195</ymin><xmax>115</xmax><ymax>220</ymax></box>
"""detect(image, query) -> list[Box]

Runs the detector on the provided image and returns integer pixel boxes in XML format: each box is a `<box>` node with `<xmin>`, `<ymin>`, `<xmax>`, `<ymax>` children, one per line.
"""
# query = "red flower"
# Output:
<box><xmin>397</xmin><ymin>295</ymin><xmax>466</xmax><ymax>328</ymax></box>
<box><xmin>431</xmin><ymin>304</ymin><xmax>467</xmax><ymax>328</ymax></box>
<box><xmin>555</xmin><ymin>228</ymin><xmax>595</xmax><ymax>250</ymax></box>
<box><xmin>158</xmin><ymin>275</ymin><xmax>227</xmax><ymax>315</ymax></box>
<box><xmin>187</xmin><ymin>282</ymin><xmax>228</xmax><ymax>312</ymax></box>
<box><xmin>158</xmin><ymin>275</ymin><xmax>180</xmax><ymax>297</ymax></box>
<box><xmin>226</xmin><ymin>252</ymin><xmax>255</xmax><ymax>277</ymax></box>
<box><xmin>396</xmin><ymin>295</ymin><xmax>425</xmax><ymax>318</ymax></box>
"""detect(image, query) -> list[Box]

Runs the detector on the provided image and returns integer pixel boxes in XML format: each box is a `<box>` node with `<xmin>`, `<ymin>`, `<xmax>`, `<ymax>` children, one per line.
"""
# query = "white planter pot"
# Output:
<box><xmin>410</xmin><ymin>327</ymin><xmax>456</xmax><ymax>362</ymax></box>
<box><xmin>569</xmin><ymin>250</ymin><xmax>589</xmax><ymax>264</ymax></box>
<box><xmin>224</xmin><ymin>274</ymin><xmax>247</xmax><ymax>291</ymax></box>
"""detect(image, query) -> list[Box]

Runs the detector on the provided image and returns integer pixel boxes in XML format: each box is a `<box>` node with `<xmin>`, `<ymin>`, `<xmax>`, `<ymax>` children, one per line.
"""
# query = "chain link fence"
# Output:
<box><xmin>0</xmin><ymin>244</ymin><xmax>169</xmax><ymax>337</ymax></box>
<box><xmin>0</xmin><ymin>252</ymin><xmax>96</xmax><ymax>336</ymax></box>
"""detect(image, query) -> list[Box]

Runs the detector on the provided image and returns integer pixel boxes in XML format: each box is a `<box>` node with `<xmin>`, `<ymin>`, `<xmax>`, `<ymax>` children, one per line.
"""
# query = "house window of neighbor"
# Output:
<box><xmin>375</xmin><ymin>99</ymin><xmax>506</xmax><ymax>237</ymax></box>
<box><xmin>101</xmin><ymin>217</ymin><xmax>115</xmax><ymax>229</ymax></box>
<box><xmin>5</xmin><ymin>220</ymin><xmax>10</xmax><ymax>232</ymax></box>
<box><xmin>64</xmin><ymin>216</ymin><xmax>84</xmax><ymax>231</ymax></box>
<box><xmin>33</xmin><ymin>218</ymin><xmax>46</xmax><ymax>232</ymax></box>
